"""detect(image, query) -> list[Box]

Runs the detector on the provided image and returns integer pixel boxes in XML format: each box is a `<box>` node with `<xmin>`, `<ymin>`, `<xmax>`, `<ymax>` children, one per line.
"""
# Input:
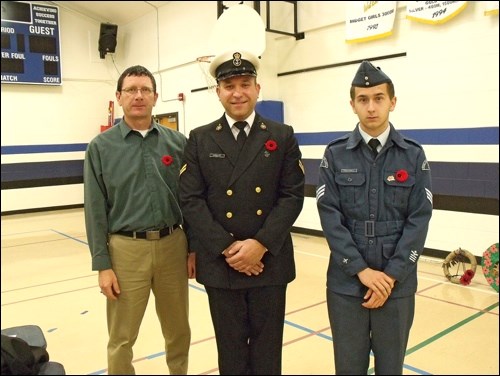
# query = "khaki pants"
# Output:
<box><xmin>106</xmin><ymin>228</ymin><xmax>190</xmax><ymax>374</ymax></box>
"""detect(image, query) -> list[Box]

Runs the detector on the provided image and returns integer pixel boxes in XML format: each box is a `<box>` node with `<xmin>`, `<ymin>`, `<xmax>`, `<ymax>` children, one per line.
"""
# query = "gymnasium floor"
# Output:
<box><xmin>1</xmin><ymin>208</ymin><xmax>498</xmax><ymax>375</ymax></box>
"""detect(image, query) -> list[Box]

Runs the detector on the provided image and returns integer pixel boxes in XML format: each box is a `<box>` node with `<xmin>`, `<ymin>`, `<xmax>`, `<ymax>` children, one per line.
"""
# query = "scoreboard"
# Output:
<box><xmin>1</xmin><ymin>1</ymin><xmax>61</xmax><ymax>85</ymax></box>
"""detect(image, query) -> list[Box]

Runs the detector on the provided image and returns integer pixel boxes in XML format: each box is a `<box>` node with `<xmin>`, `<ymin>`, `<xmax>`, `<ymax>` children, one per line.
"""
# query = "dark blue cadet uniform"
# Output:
<box><xmin>316</xmin><ymin>123</ymin><xmax>433</xmax><ymax>374</ymax></box>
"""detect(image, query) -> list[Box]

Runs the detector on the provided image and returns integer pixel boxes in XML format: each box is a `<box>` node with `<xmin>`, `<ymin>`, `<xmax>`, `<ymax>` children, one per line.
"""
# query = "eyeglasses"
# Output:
<box><xmin>121</xmin><ymin>87</ymin><xmax>154</xmax><ymax>95</ymax></box>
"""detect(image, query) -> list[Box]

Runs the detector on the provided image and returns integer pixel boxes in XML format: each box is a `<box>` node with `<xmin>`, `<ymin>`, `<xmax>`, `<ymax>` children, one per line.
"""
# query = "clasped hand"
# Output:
<box><xmin>222</xmin><ymin>239</ymin><xmax>266</xmax><ymax>276</ymax></box>
<box><xmin>358</xmin><ymin>268</ymin><xmax>395</xmax><ymax>309</ymax></box>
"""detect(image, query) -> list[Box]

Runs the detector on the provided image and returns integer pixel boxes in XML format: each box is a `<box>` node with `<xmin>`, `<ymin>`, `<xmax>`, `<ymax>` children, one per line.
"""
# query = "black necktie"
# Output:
<box><xmin>368</xmin><ymin>138</ymin><xmax>380</xmax><ymax>156</ymax></box>
<box><xmin>235</xmin><ymin>121</ymin><xmax>247</xmax><ymax>149</ymax></box>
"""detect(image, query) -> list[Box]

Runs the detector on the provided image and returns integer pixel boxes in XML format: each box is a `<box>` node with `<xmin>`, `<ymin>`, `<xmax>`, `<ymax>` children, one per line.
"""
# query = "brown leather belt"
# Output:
<box><xmin>116</xmin><ymin>225</ymin><xmax>180</xmax><ymax>240</ymax></box>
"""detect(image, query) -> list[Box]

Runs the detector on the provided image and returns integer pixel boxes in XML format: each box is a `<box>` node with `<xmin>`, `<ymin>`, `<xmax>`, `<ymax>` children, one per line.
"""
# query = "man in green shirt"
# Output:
<box><xmin>84</xmin><ymin>65</ymin><xmax>194</xmax><ymax>374</ymax></box>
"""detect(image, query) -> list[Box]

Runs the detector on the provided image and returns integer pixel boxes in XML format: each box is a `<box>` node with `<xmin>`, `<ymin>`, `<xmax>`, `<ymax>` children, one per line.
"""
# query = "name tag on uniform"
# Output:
<box><xmin>341</xmin><ymin>168</ymin><xmax>358</xmax><ymax>173</ymax></box>
<box><xmin>209</xmin><ymin>153</ymin><xmax>226</xmax><ymax>158</ymax></box>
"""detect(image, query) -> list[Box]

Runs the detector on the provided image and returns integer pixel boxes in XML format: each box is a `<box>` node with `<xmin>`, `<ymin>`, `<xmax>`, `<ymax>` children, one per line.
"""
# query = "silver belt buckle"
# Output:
<box><xmin>146</xmin><ymin>230</ymin><xmax>161</xmax><ymax>240</ymax></box>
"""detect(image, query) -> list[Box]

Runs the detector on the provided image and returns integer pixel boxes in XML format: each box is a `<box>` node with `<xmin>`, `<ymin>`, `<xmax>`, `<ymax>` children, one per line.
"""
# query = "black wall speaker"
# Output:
<box><xmin>98</xmin><ymin>23</ymin><xmax>118</xmax><ymax>59</ymax></box>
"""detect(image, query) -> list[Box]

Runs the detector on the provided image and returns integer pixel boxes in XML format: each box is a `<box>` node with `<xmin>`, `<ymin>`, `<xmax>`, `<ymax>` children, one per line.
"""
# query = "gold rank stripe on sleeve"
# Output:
<box><xmin>298</xmin><ymin>160</ymin><xmax>305</xmax><ymax>174</ymax></box>
<box><xmin>179</xmin><ymin>164</ymin><xmax>187</xmax><ymax>175</ymax></box>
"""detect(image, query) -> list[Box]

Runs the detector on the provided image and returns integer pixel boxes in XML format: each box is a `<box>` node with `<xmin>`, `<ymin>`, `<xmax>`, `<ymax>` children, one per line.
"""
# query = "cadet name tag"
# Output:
<box><xmin>209</xmin><ymin>153</ymin><xmax>226</xmax><ymax>158</ymax></box>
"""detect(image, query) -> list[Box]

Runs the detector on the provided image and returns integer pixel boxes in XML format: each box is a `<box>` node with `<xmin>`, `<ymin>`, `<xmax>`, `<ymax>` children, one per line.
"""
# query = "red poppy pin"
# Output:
<box><xmin>162</xmin><ymin>155</ymin><xmax>173</xmax><ymax>166</ymax></box>
<box><xmin>395</xmin><ymin>169</ymin><xmax>408</xmax><ymax>182</ymax></box>
<box><xmin>265</xmin><ymin>140</ymin><xmax>278</xmax><ymax>152</ymax></box>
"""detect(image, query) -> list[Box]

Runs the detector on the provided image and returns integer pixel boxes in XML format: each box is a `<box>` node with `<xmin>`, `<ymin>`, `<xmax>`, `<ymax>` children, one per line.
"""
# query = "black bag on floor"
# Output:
<box><xmin>1</xmin><ymin>334</ymin><xmax>49</xmax><ymax>375</ymax></box>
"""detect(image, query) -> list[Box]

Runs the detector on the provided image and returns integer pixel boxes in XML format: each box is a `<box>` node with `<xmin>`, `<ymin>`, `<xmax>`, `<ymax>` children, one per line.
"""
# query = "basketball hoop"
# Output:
<box><xmin>196</xmin><ymin>55</ymin><xmax>217</xmax><ymax>92</ymax></box>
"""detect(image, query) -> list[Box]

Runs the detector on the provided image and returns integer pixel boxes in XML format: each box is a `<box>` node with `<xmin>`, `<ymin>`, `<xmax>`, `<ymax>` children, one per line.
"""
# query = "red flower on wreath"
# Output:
<box><xmin>162</xmin><ymin>155</ymin><xmax>173</xmax><ymax>166</ymax></box>
<box><xmin>459</xmin><ymin>269</ymin><xmax>475</xmax><ymax>286</ymax></box>
<box><xmin>265</xmin><ymin>140</ymin><xmax>278</xmax><ymax>152</ymax></box>
<box><xmin>465</xmin><ymin>269</ymin><xmax>475</xmax><ymax>278</ymax></box>
<box><xmin>395</xmin><ymin>169</ymin><xmax>408</xmax><ymax>182</ymax></box>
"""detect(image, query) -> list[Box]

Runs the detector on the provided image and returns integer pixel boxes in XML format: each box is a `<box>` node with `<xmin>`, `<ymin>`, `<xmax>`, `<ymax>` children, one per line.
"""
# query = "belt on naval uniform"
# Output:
<box><xmin>345</xmin><ymin>220</ymin><xmax>404</xmax><ymax>238</ymax></box>
<box><xmin>116</xmin><ymin>225</ymin><xmax>180</xmax><ymax>240</ymax></box>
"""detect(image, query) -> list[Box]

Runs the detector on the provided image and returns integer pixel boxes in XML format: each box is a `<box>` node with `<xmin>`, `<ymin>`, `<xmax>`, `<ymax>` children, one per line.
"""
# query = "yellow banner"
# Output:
<box><xmin>345</xmin><ymin>1</ymin><xmax>397</xmax><ymax>43</ymax></box>
<box><xmin>406</xmin><ymin>1</ymin><xmax>467</xmax><ymax>24</ymax></box>
<box><xmin>483</xmin><ymin>1</ymin><xmax>499</xmax><ymax>16</ymax></box>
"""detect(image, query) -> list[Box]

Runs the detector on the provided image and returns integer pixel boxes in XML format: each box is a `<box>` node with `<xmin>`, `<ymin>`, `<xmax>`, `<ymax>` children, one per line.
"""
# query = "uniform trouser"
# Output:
<box><xmin>205</xmin><ymin>285</ymin><xmax>287</xmax><ymax>375</ymax></box>
<box><xmin>326</xmin><ymin>289</ymin><xmax>414</xmax><ymax>375</ymax></box>
<box><xmin>106</xmin><ymin>228</ymin><xmax>190</xmax><ymax>375</ymax></box>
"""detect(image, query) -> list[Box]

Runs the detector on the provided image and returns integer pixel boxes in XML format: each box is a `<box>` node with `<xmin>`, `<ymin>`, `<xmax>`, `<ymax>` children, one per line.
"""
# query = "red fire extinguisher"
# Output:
<box><xmin>101</xmin><ymin>101</ymin><xmax>114</xmax><ymax>132</ymax></box>
<box><xmin>107</xmin><ymin>100</ymin><xmax>114</xmax><ymax>126</ymax></box>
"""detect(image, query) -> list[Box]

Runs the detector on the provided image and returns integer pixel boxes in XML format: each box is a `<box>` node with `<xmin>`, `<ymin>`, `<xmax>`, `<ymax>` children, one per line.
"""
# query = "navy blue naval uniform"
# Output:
<box><xmin>179</xmin><ymin>112</ymin><xmax>304</xmax><ymax>375</ymax></box>
<box><xmin>180</xmin><ymin>113</ymin><xmax>304</xmax><ymax>289</ymax></box>
<box><xmin>316</xmin><ymin>122</ymin><xmax>432</xmax><ymax>374</ymax></box>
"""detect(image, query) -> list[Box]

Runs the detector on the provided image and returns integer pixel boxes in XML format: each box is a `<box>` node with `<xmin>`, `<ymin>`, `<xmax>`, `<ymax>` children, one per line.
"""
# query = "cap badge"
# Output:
<box><xmin>232</xmin><ymin>52</ymin><xmax>242</xmax><ymax>67</ymax></box>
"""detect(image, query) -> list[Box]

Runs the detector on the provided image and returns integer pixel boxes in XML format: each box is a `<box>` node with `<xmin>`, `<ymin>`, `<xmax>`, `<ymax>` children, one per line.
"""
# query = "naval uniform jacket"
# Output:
<box><xmin>179</xmin><ymin>113</ymin><xmax>305</xmax><ymax>289</ymax></box>
<box><xmin>316</xmin><ymin>123</ymin><xmax>433</xmax><ymax>298</ymax></box>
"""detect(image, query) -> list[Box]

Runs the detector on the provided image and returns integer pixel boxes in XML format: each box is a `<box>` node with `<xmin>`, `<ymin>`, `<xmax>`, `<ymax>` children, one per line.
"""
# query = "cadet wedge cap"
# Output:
<box><xmin>352</xmin><ymin>60</ymin><xmax>392</xmax><ymax>87</ymax></box>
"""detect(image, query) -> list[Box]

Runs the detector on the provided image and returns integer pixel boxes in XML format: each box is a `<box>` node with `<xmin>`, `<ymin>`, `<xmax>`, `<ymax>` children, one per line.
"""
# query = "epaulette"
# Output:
<box><xmin>326</xmin><ymin>133</ymin><xmax>350</xmax><ymax>148</ymax></box>
<box><xmin>402</xmin><ymin>136</ymin><xmax>424</xmax><ymax>149</ymax></box>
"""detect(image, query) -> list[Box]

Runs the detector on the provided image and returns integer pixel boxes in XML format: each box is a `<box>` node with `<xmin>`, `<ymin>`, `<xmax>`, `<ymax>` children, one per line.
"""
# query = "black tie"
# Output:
<box><xmin>368</xmin><ymin>138</ymin><xmax>380</xmax><ymax>156</ymax></box>
<box><xmin>235</xmin><ymin>121</ymin><xmax>247</xmax><ymax>149</ymax></box>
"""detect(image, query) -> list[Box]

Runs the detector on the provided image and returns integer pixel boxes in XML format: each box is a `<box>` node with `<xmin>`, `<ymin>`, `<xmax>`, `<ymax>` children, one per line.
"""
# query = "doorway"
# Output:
<box><xmin>155</xmin><ymin>112</ymin><xmax>178</xmax><ymax>131</ymax></box>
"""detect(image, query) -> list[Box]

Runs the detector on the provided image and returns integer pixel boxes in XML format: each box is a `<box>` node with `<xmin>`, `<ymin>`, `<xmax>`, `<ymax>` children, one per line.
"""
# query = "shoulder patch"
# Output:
<box><xmin>320</xmin><ymin>157</ymin><xmax>329</xmax><ymax>168</ymax></box>
<box><xmin>421</xmin><ymin>160</ymin><xmax>430</xmax><ymax>171</ymax></box>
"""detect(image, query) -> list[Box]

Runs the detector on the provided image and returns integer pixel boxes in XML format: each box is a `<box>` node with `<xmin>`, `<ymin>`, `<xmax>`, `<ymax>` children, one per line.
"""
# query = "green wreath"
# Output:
<box><xmin>482</xmin><ymin>242</ymin><xmax>499</xmax><ymax>293</ymax></box>
<box><xmin>442</xmin><ymin>248</ymin><xmax>477</xmax><ymax>285</ymax></box>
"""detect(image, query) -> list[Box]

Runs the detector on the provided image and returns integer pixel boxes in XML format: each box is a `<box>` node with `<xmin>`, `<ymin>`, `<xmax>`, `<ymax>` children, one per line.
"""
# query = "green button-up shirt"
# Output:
<box><xmin>84</xmin><ymin>119</ymin><xmax>187</xmax><ymax>270</ymax></box>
